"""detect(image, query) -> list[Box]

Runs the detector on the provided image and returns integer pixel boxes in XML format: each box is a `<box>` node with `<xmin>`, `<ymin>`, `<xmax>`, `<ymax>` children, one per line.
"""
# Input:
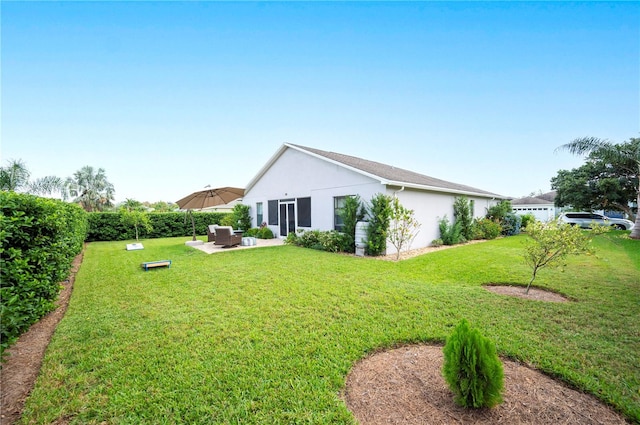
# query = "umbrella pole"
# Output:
<box><xmin>190</xmin><ymin>210</ymin><xmax>197</xmax><ymax>241</ymax></box>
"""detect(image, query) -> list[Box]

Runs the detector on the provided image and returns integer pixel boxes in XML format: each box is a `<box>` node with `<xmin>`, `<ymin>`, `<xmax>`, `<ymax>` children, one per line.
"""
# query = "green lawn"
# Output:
<box><xmin>21</xmin><ymin>233</ymin><xmax>640</xmax><ymax>424</ymax></box>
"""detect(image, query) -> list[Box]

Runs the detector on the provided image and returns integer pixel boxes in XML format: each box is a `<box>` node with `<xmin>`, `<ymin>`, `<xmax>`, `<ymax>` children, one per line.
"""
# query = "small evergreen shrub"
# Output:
<box><xmin>431</xmin><ymin>238</ymin><xmax>444</xmax><ymax>247</ymax></box>
<box><xmin>442</xmin><ymin>319</ymin><xmax>504</xmax><ymax>409</ymax></box>
<box><xmin>365</xmin><ymin>193</ymin><xmax>392</xmax><ymax>256</ymax></box>
<box><xmin>438</xmin><ymin>216</ymin><xmax>464</xmax><ymax>245</ymax></box>
<box><xmin>454</xmin><ymin>196</ymin><xmax>474</xmax><ymax>241</ymax></box>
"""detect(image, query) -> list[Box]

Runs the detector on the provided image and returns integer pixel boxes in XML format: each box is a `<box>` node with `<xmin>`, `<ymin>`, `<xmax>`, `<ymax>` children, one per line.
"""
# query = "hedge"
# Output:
<box><xmin>1</xmin><ymin>192</ymin><xmax>88</xmax><ymax>357</ymax></box>
<box><xmin>86</xmin><ymin>211</ymin><xmax>230</xmax><ymax>242</ymax></box>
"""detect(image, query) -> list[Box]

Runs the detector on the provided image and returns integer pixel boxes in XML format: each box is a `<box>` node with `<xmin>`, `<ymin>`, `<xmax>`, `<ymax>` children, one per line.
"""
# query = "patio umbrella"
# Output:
<box><xmin>176</xmin><ymin>187</ymin><xmax>245</xmax><ymax>210</ymax></box>
<box><xmin>176</xmin><ymin>187</ymin><xmax>245</xmax><ymax>241</ymax></box>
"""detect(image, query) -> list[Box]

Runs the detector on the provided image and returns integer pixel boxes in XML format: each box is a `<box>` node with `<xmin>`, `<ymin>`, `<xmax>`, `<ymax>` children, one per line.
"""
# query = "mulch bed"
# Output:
<box><xmin>343</xmin><ymin>345</ymin><xmax>629</xmax><ymax>424</ymax></box>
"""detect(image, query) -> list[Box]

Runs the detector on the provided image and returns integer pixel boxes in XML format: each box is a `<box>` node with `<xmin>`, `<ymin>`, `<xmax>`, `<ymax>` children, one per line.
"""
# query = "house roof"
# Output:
<box><xmin>511</xmin><ymin>192</ymin><xmax>556</xmax><ymax>205</ymax></box>
<box><xmin>246</xmin><ymin>143</ymin><xmax>504</xmax><ymax>198</ymax></box>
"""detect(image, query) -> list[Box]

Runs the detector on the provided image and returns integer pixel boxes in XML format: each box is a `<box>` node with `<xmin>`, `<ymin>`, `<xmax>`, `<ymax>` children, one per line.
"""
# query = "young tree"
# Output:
<box><xmin>119</xmin><ymin>199</ymin><xmax>152</xmax><ymax>241</ymax></box>
<box><xmin>523</xmin><ymin>220</ymin><xmax>608</xmax><ymax>294</ymax></box>
<box><xmin>453</xmin><ymin>196</ymin><xmax>474</xmax><ymax>241</ymax></box>
<box><xmin>64</xmin><ymin>166</ymin><xmax>115</xmax><ymax>212</ymax></box>
<box><xmin>387</xmin><ymin>197</ymin><xmax>421</xmax><ymax>260</ymax></box>
<box><xmin>365</xmin><ymin>193</ymin><xmax>392</xmax><ymax>256</ymax></box>
<box><xmin>556</xmin><ymin>137</ymin><xmax>639</xmax><ymax>239</ymax></box>
<box><xmin>232</xmin><ymin>204</ymin><xmax>252</xmax><ymax>232</ymax></box>
<box><xmin>443</xmin><ymin>319</ymin><xmax>504</xmax><ymax>409</ymax></box>
<box><xmin>339</xmin><ymin>195</ymin><xmax>366</xmax><ymax>253</ymax></box>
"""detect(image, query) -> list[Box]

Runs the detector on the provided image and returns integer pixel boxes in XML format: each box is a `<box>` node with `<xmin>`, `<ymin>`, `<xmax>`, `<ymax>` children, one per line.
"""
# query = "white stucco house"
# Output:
<box><xmin>242</xmin><ymin>144</ymin><xmax>505</xmax><ymax>255</ymax></box>
<box><xmin>511</xmin><ymin>192</ymin><xmax>557</xmax><ymax>222</ymax></box>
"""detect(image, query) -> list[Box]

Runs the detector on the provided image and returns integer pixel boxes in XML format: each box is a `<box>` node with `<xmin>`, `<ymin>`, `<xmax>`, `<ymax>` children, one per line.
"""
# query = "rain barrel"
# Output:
<box><xmin>355</xmin><ymin>221</ymin><xmax>369</xmax><ymax>256</ymax></box>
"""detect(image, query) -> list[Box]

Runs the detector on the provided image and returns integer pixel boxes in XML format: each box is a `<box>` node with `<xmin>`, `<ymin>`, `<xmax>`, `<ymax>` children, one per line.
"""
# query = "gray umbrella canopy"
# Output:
<box><xmin>176</xmin><ymin>187</ymin><xmax>244</xmax><ymax>210</ymax></box>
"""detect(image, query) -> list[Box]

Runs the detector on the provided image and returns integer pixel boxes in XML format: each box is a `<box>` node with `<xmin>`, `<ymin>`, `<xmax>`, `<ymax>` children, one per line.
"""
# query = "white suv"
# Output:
<box><xmin>558</xmin><ymin>212</ymin><xmax>635</xmax><ymax>230</ymax></box>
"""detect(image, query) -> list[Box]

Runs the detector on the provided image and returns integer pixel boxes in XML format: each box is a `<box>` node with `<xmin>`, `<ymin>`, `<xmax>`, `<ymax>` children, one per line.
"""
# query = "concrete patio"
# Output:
<box><xmin>190</xmin><ymin>237</ymin><xmax>285</xmax><ymax>254</ymax></box>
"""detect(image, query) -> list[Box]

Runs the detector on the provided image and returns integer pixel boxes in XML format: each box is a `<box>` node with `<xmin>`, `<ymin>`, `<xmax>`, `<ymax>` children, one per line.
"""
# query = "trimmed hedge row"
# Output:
<box><xmin>86</xmin><ymin>211</ymin><xmax>230</xmax><ymax>242</ymax></box>
<box><xmin>1</xmin><ymin>192</ymin><xmax>88</xmax><ymax>356</ymax></box>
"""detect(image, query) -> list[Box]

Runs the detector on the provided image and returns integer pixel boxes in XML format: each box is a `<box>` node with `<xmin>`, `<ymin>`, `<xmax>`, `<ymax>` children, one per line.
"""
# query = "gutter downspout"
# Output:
<box><xmin>393</xmin><ymin>186</ymin><xmax>405</xmax><ymax>198</ymax></box>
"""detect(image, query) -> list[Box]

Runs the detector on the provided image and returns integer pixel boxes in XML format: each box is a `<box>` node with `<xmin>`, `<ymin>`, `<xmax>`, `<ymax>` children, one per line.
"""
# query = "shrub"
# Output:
<box><xmin>1</xmin><ymin>192</ymin><xmax>88</xmax><ymax>357</ymax></box>
<box><xmin>257</xmin><ymin>227</ymin><xmax>274</xmax><ymax>239</ymax></box>
<box><xmin>454</xmin><ymin>196</ymin><xmax>474</xmax><ymax>241</ymax></box>
<box><xmin>442</xmin><ymin>319</ymin><xmax>504</xmax><ymax>409</ymax></box>
<box><xmin>520</xmin><ymin>213</ymin><xmax>536</xmax><ymax>230</ymax></box>
<box><xmin>501</xmin><ymin>213</ymin><xmax>522</xmax><ymax>236</ymax></box>
<box><xmin>285</xmin><ymin>229</ymin><xmax>346</xmax><ymax>253</ymax></box>
<box><xmin>486</xmin><ymin>200</ymin><xmax>512</xmax><ymax>222</ymax></box>
<box><xmin>472</xmin><ymin>218</ymin><xmax>501</xmax><ymax>240</ymax></box>
<box><xmin>365</xmin><ymin>193</ymin><xmax>392</xmax><ymax>256</ymax></box>
<box><xmin>438</xmin><ymin>216</ymin><xmax>464</xmax><ymax>245</ymax></box>
<box><xmin>86</xmin><ymin>212</ymin><xmax>228</xmax><ymax>241</ymax></box>
<box><xmin>339</xmin><ymin>196</ymin><xmax>366</xmax><ymax>253</ymax></box>
<box><xmin>231</xmin><ymin>204</ymin><xmax>252</xmax><ymax>232</ymax></box>
<box><xmin>431</xmin><ymin>238</ymin><xmax>444</xmax><ymax>247</ymax></box>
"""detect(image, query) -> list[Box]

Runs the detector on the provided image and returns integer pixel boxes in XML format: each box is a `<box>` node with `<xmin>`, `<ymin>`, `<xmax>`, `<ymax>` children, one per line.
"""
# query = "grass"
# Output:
<box><xmin>21</xmin><ymin>232</ymin><xmax>640</xmax><ymax>424</ymax></box>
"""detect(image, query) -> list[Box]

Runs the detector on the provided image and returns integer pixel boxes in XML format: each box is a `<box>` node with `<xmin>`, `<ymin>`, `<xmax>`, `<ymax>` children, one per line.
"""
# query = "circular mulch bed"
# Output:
<box><xmin>343</xmin><ymin>345</ymin><xmax>629</xmax><ymax>424</ymax></box>
<box><xmin>484</xmin><ymin>284</ymin><xmax>569</xmax><ymax>302</ymax></box>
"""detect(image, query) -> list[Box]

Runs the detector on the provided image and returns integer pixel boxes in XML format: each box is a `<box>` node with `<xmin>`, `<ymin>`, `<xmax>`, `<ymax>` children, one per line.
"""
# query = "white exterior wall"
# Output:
<box><xmin>512</xmin><ymin>204</ymin><xmax>556</xmax><ymax>222</ymax></box>
<box><xmin>243</xmin><ymin>148</ymin><xmax>383</xmax><ymax>237</ymax></box>
<box><xmin>389</xmin><ymin>189</ymin><xmax>498</xmax><ymax>255</ymax></box>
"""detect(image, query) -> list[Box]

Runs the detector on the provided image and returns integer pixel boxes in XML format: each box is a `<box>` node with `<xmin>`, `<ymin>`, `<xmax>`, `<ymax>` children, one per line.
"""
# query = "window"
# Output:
<box><xmin>297</xmin><ymin>197</ymin><xmax>311</xmax><ymax>227</ymax></box>
<box><xmin>334</xmin><ymin>196</ymin><xmax>347</xmax><ymax>232</ymax></box>
<box><xmin>256</xmin><ymin>202</ymin><xmax>263</xmax><ymax>226</ymax></box>
<box><xmin>268</xmin><ymin>200</ymin><xmax>278</xmax><ymax>225</ymax></box>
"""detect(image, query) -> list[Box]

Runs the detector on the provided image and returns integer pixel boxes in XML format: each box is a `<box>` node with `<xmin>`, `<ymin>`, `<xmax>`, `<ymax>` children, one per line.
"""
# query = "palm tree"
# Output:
<box><xmin>0</xmin><ymin>159</ymin><xmax>65</xmax><ymax>197</ymax></box>
<box><xmin>65</xmin><ymin>166</ymin><xmax>115</xmax><ymax>212</ymax></box>
<box><xmin>557</xmin><ymin>137</ymin><xmax>640</xmax><ymax>239</ymax></box>
<box><xmin>0</xmin><ymin>159</ymin><xmax>31</xmax><ymax>191</ymax></box>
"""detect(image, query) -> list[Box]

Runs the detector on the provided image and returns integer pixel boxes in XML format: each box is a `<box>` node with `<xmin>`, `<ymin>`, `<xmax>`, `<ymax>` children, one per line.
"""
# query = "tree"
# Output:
<box><xmin>365</xmin><ymin>193</ymin><xmax>392</xmax><ymax>256</ymax></box>
<box><xmin>387</xmin><ymin>197</ymin><xmax>421</xmax><ymax>260</ymax></box>
<box><xmin>552</xmin><ymin>148</ymin><xmax>637</xmax><ymax>220</ymax></box>
<box><xmin>231</xmin><ymin>204</ymin><xmax>252</xmax><ymax>232</ymax></box>
<box><xmin>0</xmin><ymin>159</ymin><xmax>30</xmax><ymax>191</ymax></box>
<box><xmin>523</xmin><ymin>220</ymin><xmax>607</xmax><ymax>294</ymax></box>
<box><xmin>454</xmin><ymin>196</ymin><xmax>473</xmax><ymax>241</ymax></box>
<box><xmin>339</xmin><ymin>195</ymin><xmax>366</xmax><ymax>253</ymax></box>
<box><xmin>64</xmin><ymin>166</ymin><xmax>115</xmax><ymax>212</ymax></box>
<box><xmin>119</xmin><ymin>199</ymin><xmax>152</xmax><ymax>241</ymax></box>
<box><xmin>556</xmin><ymin>137</ymin><xmax>639</xmax><ymax>239</ymax></box>
<box><xmin>0</xmin><ymin>159</ymin><xmax>64</xmax><ymax>197</ymax></box>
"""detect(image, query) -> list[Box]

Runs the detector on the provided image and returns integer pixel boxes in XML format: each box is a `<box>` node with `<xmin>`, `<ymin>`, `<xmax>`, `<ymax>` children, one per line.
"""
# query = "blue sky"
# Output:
<box><xmin>2</xmin><ymin>1</ymin><xmax>638</xmax><ymax>203</ymax></box>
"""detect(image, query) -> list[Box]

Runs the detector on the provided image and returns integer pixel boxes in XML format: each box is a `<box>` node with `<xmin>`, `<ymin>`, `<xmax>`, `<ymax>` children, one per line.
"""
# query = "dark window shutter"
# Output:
<box><xmin>268</xmin><ymin>200</ymin><xmax>278</xmax><ymax>225</ymax></box>
<box><xmin>297</xmin><ymin>197</ymin><xmax>311</xmax><ymax>227</ymax></box>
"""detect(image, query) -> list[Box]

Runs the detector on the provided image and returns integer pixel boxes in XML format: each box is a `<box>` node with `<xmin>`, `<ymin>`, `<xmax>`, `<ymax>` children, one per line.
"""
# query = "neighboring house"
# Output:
<box><xmin>200</xmin><ymin>198</ymin><xmax>243</xmax><ymax>213</ymax></box>
<box><xmin>242</xmin><ymin>144</ymin><xmax>504</xmax><ymax>255</ymax></box>
<box><xmin>511</xmin><ymin>191</ymin><xmax>557</xmax><ymax>222</ymax></box>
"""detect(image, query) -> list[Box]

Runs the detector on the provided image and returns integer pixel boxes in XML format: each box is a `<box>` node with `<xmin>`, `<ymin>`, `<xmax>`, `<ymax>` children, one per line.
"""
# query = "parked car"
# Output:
<box><xmin>558</xmin><ymin>212</ymin><xmax>635</xmax><ymax>230</ymax></box>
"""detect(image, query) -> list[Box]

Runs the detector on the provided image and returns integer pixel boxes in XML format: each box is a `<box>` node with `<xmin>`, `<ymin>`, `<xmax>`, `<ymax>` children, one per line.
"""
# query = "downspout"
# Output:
<box><xmin>393</xmin><ymin>186</ymin><xmax>405</xmax><ymax>198</ymax></box>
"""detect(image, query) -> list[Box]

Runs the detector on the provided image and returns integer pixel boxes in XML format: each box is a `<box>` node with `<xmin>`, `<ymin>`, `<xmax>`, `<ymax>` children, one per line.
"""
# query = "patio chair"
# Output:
<box><xmin>214</xmin><ymin>226</ymin><xmax>242</xmax><ymax>248</ymax></box>
<box><xmin>207</xmin><ymin>225</ymin><xmax>219</xmax><ymax>243</ymax></box>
